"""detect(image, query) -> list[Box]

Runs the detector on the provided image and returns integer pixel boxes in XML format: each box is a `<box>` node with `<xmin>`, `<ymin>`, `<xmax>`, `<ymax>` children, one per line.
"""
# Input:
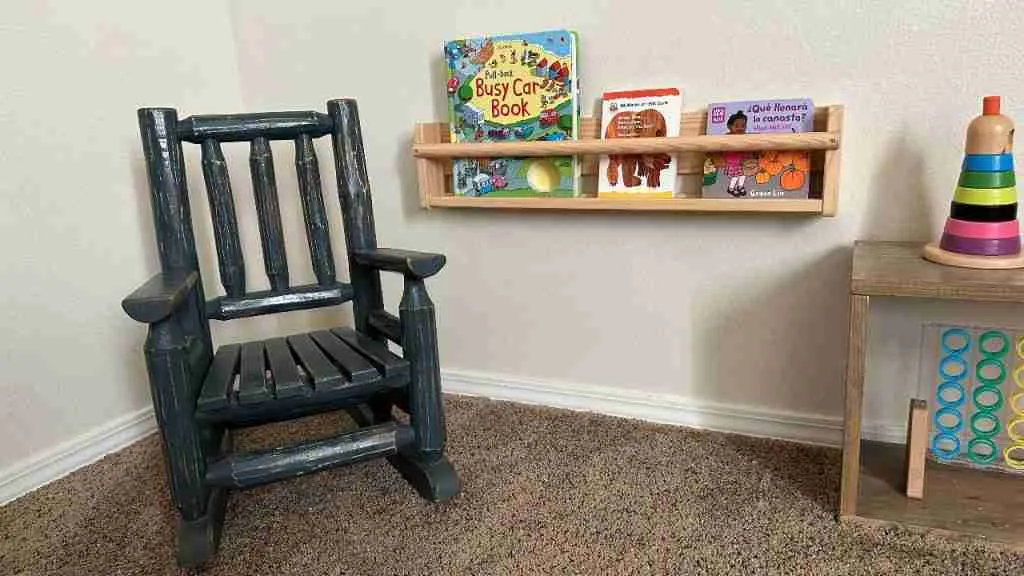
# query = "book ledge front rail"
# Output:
<box><xmin>412</xmin><ymin>105</ymin><xmax>844</xmax><ymax>215</ymax></box>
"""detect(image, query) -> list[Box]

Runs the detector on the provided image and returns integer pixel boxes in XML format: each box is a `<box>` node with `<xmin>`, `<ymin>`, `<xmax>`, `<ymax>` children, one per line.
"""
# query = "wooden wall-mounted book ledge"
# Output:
<box><xmin>412</xmin><ymin>105</ymin><xmax>844</xmax><ymax>215</ymax></box>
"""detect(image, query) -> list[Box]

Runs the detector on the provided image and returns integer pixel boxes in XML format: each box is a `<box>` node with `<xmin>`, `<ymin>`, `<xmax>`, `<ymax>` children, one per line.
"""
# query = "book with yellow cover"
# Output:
<box><xmin>445</xmin><ymin>30</ymin><xmax>579</xmax><ymax>197</ymax></box>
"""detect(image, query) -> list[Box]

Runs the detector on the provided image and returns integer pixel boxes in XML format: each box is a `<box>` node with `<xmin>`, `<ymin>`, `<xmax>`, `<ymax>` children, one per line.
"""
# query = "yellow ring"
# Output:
<box><xmin>1018</xmin><ymin>336</ymin><xmax>1024</xmax><ymax>360</ymax></box>
<box><xmin>954</xmin><ymin>185</ymin><xmax>1017</xmax><ymax>206</ymax></box>
<box><xmin>1010</xmin><ymin>417</ymin><xmax>1024</xmax><ymax>442</ymax></box>
<box><xmin>1003</xmin><ymin>444</ymin><xmax>1024</xmax><ymax>469</ymax></box>
<box><xmin>1014</xmin><ymin>392</ymin><xmax>1024</xmax><ymax>416</ymax></box>
<box><xmin>1016</xmin><ymin>365</ymin><xmax>1024</xmax><ymax>389</ymax></box>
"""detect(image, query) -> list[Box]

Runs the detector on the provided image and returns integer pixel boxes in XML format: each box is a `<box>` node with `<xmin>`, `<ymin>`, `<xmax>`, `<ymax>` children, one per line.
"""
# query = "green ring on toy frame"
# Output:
<box><xmin>973</xmin><ymin>384</ymin><xmax>1004</xmax><ymax>413</ymax></box>
<box><xmin>938</xmin><ymin>354</ymin><xmax>969</xmax><ymax>380</ymax></box>
<box><xmin>959</xmin><ymin>170</ymin><xmax>1016</xmax><ymax>189</ymax></box>
<box><xmin>970</xmin><ymin>411</ymin><xmax>1000</xmax><ymax>438</ymax></box>
<box><xmin>975</xmin><ymin>357</ymin><xmax>1006</xmax><ymax>385</ymax></box>
<box><xmin>967</xmin><ymin>437</ymin><xmax>999</xmax><ymax>465</ymax></box>
<box><xmin>978</xmin><ymin>330</ymin><xmax>1009</xmax><ymax>358</ymax></box>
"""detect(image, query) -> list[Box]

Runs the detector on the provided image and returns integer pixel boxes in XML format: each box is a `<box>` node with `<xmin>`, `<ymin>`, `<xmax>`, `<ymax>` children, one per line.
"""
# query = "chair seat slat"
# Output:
<box><xmin>198</xmin><ymin>344</ymin><xmax>240</xmax><ymax>410</ymax></box>
<box><xmin>331</xmin><ymin>327</ymin><xmax>409</xmax><ymax>379</ymax></box>
<box><xmin>310</xmin><ymin>330</ymin><xmax>379</xmax><ymax>385</ymax></box>
<box><xmin>238</xmin><ymin>342</ymin><xmax>271</xmax><ymax>405</ymax></box>
<box><xmin>286</xmin><ymin>333</ymin><xmax>344</xmax><ymax>391</ymax></box>
<box><xmin>265</xmin><ymin>337</ymin><xmax>307</xmax><ymax>399</ymax></box>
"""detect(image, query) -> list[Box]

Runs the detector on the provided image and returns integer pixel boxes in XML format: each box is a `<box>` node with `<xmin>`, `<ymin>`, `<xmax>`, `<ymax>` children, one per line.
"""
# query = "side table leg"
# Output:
<box><xmin>840</xmin><ymin>294</ymin><xmax>869</xmax><ymax>516</ymax></box>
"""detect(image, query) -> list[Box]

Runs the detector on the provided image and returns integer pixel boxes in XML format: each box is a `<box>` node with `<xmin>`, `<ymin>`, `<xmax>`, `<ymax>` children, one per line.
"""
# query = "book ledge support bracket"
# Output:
<box><xmin>412</xmin><ymin>105</ymin><xmax>844</xmax><ymax>215</ymax></box>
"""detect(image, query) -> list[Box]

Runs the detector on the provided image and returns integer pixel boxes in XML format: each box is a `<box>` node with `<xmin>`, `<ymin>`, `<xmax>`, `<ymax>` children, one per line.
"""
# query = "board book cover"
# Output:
<box><xmin>598</xmin><ymin>88</ymin><xmax>682</xmax><ymax>199</ymax></box>
<box><xmin>444</xmin><ymin>30</ymin><xmax>579</xmax><ymax>198</ymax></box>
<box><xmin>702</xmin><ymin>98</ymin><xmax>814</xmax><ymax>199</ymax></box>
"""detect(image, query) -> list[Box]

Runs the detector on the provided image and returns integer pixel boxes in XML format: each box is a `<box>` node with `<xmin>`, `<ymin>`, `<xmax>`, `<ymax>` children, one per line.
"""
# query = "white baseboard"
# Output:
<box><xmin>442</xmin><ymin>369</ymin><xmax>905</xmax><ymax>447</ymax></box>
<box><xmin>0</xmin><ymin>407</ymin><xmax>157</xmax><ymax>505</ymax></box>
<box><xmin>0</xmin><ymin>370</ymin><xmax>905</xmax><ymax>505</ymax></box>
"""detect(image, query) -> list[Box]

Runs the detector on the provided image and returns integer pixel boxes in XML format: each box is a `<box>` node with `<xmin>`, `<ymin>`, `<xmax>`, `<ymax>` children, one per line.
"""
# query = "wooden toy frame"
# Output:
<box><xmin>412</xmin><ymin>105</ymin><xmax>844</xmax><ymax>215</ymax></box>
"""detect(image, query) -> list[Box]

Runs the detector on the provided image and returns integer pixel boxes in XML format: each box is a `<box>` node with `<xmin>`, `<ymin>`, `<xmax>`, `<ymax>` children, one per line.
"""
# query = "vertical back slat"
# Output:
<box><xmin>249</xmin><ymin>137</ymin><xmax>289</xmax><ymax>292</ymax></box>
<box><xmin>294</xmin><ymin>134</ymin><xmax>336</xmax><ymax>286</ymax></box>
<box><xmin>200</xmin><ymin>139</ymin><xmax>246</xmax><ymax>297</ymax></box>
<box><xmin>328</xmin><ymin>99</ymin><xmax>383</xmax><ymax>332</ymax></box>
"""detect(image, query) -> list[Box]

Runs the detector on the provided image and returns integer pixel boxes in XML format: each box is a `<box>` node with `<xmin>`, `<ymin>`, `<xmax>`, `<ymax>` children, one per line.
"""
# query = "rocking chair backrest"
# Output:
<box><xmin>137</xmin><ymin>99</ymin><xmax>383</xmax><ymax>323</ymax></box>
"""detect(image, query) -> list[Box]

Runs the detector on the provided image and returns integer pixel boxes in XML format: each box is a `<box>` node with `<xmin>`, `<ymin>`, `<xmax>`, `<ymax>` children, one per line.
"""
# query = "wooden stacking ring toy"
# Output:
<box><xmin>953</xmin><ymin>186</ymin><xmax>1017</xmax><ymax>205</ymax></box>
<box><xmin>940</xmin><ymin>234</ymin><xmax>1020</xmax><ymax>256</ymax></box>
<box><xmin>962</xmin><ymin>153</ymin><xmax>1014</xmax><ymax>172</ymax></box>
<box><xmin>948</xmin><ymin>202</ymin><xmax>1018</xmax><ymax>222</ymax></box>
<box><xmin>943</xmin><ymin>219</ymin><xmax>1019</xmax><ymax>240</ymax></box>
<box><xmin>959</xmin><ymin>170</ymin><xmax>1015</xmax><ymax>188</ymax></box>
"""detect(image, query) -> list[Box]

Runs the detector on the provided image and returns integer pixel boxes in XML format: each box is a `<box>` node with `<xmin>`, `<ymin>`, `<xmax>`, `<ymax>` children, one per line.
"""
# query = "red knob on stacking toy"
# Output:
<box><xmin>983</xmin><ymin>95</ymin><xmax>1001</xmax><ymax>116</ymax></box>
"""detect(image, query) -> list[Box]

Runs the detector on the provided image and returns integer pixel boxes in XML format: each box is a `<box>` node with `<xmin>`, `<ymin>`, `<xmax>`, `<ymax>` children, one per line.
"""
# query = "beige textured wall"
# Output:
<box><xmin>4</xmin><ymin>0</ymin><xmax>1024</xmax><ymax>475</ymax></box>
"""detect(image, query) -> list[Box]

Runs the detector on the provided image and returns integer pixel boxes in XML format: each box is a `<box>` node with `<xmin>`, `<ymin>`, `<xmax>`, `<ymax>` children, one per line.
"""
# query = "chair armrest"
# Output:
<box><xmin>352</xmin><ymin>248</ymin><xmax>446</xmax><ymax>279</ymax></box>
<box><xmin>122</xmin><ymin>270</ymin><xmax>199</xmax><ymax>323</ymax></box>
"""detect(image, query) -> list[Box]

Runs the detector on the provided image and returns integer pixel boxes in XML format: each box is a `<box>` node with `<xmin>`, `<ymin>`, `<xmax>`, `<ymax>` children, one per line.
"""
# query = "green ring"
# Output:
<box><xmin>959</xmin><ymin>170</ymin><xmax>1016</xmax><ymax>189</ymax></box>
<box><xmin>967</xmin><ymin>437</ymin><xmax>999</xmax><ymax>465</ymax></box>
<box><xmin>975</xmin><ymin>357</ymin><xmax>1006</xmax><ymax>385</ymax></box>
<box><xmin>970</xmin><ymin>411</ymin><xmax>1000</xmax><ymax>438</ymax></box>
<box><xmin>973</xmin><ymin>384</ymin><xmax>1005</xmax><ymax>412</ymax></box>
<box><xmin>979</xmin><ymin>330</ymin><xmax>1009</xmax><ymax>358</ymax></box>
<box><xmin>954</xmin><ymin>185</ymin><xmax>1017</xmax><ymax>206</ymax></box>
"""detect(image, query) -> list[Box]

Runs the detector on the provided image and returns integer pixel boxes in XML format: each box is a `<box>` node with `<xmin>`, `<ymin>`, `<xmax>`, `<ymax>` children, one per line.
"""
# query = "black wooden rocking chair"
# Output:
<box><xmin>122</xmin><ymin>99</ymin><xmax>459</xmax><ymax>566</ymax></box>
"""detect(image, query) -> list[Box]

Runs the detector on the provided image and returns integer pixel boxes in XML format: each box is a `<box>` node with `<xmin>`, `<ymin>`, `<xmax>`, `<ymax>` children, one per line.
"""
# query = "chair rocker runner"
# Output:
<box><xmin>122</xmin><ymin>99</ymin><xmax>459</xmax><ymax>567</ymax></box>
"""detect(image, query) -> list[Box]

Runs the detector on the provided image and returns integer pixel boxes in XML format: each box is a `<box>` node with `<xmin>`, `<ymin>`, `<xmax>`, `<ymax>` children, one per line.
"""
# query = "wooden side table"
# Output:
<box><xmin>842</xmin><ymin>241</ymin><xmax>1024</xmax><ymax>547</ymax></box>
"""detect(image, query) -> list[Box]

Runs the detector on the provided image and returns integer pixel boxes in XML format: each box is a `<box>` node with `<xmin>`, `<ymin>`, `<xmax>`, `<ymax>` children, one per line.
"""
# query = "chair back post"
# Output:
<box><xmin>137</xmin><ymin>107</ymin><xmax>212</xmax><ymax>349</ymax></box>
<box><xmin>328</xmin><ymin>99</ymin><xmax>383</xmax><ymax>333</ymax></box>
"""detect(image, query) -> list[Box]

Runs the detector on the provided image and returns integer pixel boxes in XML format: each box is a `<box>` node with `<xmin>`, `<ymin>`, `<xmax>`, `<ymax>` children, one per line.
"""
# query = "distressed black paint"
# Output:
<box><xmin>200</xmin><ymin>139</ymin><xmax>246</xmax><ymax>297</ymax></box>
<box><xmin>126</xmin><ymin>100</ymin><xmax>459</xmax><ymax>567</ymax></box>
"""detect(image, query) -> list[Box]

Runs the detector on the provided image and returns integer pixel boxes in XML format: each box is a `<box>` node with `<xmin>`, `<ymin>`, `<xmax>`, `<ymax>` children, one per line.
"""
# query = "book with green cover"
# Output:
<box><xmin>444</xmin><ymin>30</ymin><xmax>579</xmax><ymax>197</ymax></box>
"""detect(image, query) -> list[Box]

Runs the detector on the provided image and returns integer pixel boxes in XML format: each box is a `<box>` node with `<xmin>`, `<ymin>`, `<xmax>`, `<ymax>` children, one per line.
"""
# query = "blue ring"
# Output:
<box><xmin>941</xmin><ymin>328</ymin><xmax>971</xmax><ymax>354</ymax></box>
<box><xmin>962</xmin><ymin>154</ymin><xmax>1014</xmax><ymax>172</ymax></box>
<box><xmin>938</xmin><ymin>354</ymin><xmax>968</xmax><ymax>380</ymax></box>
<box><xmin>931</xmin><ymin>432</ymin><xmax>961</xmax><ymax>460</ymax></box>
<box><xmin>934</xmin><ymin>405</ymin><xmax>964</xmax><ymax>433</ymax></box>
<box><xmin>936</xmin><ymin>380</ymin><xmax>966</xmax><ymax>407</ymax></box>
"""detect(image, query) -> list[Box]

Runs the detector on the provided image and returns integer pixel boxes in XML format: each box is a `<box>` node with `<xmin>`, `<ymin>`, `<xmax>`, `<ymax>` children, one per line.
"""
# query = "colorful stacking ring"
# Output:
<box><xmin>940</xmin><ymin>234</ymin><xmax>1021</xmax><ymax>256</ymax></box>
<box><xmin>973</xmin><ymin>384</ymin><xmax>1004</xmax><ymax>412</ymax></box>
<box><xmin>975</xmin><ymin>357</ymin><xmax>1007</xmax><ymax>385</ymax></box>
<box><xmin>941</xmin><ymin>328</ymin><xmax>971</xmax><ymax>354</ymax></box>
<box><xmin>1013</xmin><ymin>392</ymin><xmax>1024</xmax><ymax>414</ymax></box>
<box><xmin>943</xmin><ymin>219</ymin><xmax>1019</xmax><ymax>240</ymax></box>
<box><xmin>953</xmin><ymin>186</ymin><xmax>1018</xmax><ymax>206</ymax></box>
<box><xmin>962</xmin><ymin>153</ymin><xmax>1014</xmax><ymax>172</ymax></box>
<box><xmin>959</xmin><ymin>170</ymin><xmax>1016</xmax><ymax>189</ymax></box>
<box><xmin>1009</xmin><ymin>417</ymin><xmax>1024</xmax><ymax>443</ymax></box>
<box><xmin>978</xmin><ymin>330</ymin><xmax>1010</xmax><ymax>357</ymax></box>
<box><xmin>935</xmin><ymin>405</ymin><xmax>964</xmax><ymax>433</ymax></box>
<box><xmin>938</xmin><ymin>354</ymin><xmax>968</xmax><ymax>379</ymax></box>
<box><xmin>949</xmin><ymin>202</ymin><xmax>1018</xmax><ymax>222</ymax></box>
<box><xmin>967</xmin><ymin>437</ymin><xmax>999</xmax><ymax>465</ymax></box>
<box><xmin>970</xmin><ymin>411</ymin><xmax>1000</xmax><ymax>438</ymax></box>
<box><xmin>1015</xmin><ymin>365</ymin><xmax>1024</xmax><ymax>389</ymax></box>
<box><xmin>936</xmin><ymin>380</ymin><xmax>966</xmax><ymax>407</ymax></box>
<box><xmin>1004</xmin><ymin>445</ymin><xmax>1024</xmax><ymax>469</ymax></box>
<box><xmin>931</xmin><ymin>432</ymin><xmax>961</xmax><ymax>460</ymax></box>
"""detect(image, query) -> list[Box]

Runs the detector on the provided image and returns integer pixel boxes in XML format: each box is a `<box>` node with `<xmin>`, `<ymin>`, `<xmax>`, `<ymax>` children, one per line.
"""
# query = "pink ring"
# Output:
<box><xmin>943</xmin><ymin>218</ymin><xmax>1020</xmax><ymax>239</ymax></box>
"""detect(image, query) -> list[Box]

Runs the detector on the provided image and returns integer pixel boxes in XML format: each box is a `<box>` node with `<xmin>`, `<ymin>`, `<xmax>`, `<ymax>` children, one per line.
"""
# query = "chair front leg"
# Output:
<box><xmin>144</xmin><ymin>318</ymin><xmax>225</xmax><ymax>566</ymax></box>
<box><xmin>399</xmin><ymin>278</ymin><xmax>445</xmax><ymax>460</ymax></box>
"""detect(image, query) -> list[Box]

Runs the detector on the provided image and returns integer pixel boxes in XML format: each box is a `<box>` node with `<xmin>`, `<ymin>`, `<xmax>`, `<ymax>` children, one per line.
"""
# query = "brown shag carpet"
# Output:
<box><xmin>2</xmin><ymin>396</ymin><xmax>1023</xmax><ymax>575</ymax></box>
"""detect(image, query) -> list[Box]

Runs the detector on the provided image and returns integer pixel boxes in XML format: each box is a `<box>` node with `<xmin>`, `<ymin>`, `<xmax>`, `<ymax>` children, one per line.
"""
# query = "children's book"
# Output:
<box><xmin>598</xmin><ymin>88</ymin><xmax>682</xmax><ymax>199</ymax></box>
<box><xmin>702</xmin><ymin>98</ymin><xmax>814</xmax><ymax>199</ymax></box>
<box><xmin>445</xmin><ymin>30</ymin><xmax>579</xmax><ymax>197</ymax></box>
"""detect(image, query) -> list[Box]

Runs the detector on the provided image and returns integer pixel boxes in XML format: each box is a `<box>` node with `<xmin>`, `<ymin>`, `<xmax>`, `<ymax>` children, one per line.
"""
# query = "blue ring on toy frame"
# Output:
<box><xmin>962</xmin><ymin>153</ymin><xmax>1014</xmax><ymax>172</ymax></box>
<box><xmin>972</xmin><ymin>384</ymin><xmax>1005</xmax><ymax>413</ymax></box>
<box><xmin>940</xmin><ymin>328</ymin><xmax>971</xmax><ymax>354</ymax></box>
<box><xmin>934</xmin><ymin>405</ymin><xmax>964</xmax><ymax>434</ymax></box>
<box><xmin>970</xmin><ymin>411</ymin><xmax>1000</xmax><ymax>438</ymax></box>
<box><xmin>975</xmin><ymin>357</ymin><xmax>1006</xmax><ymax>385</ymax></box>
<box><xmin>938</xmin><ymin>354</ymin><xmax>969</xmax><ymax>380</ymax></box>
<box><xmin>931</xmin><ymin>432</ymin><xmax>961</xmax><ymax>460</ymax></box>
<box><xmin>967</xmin><ymin>437</ymin><xmax>999</xmax><ymax>465</ymax></box>
<box><xmin>978</xmin><ymin>330</ymin><xmax>1009</xmax><ymax>358</ymax></box>
<box><xmin>936</xmin><ymin>380</ymin><xmax>966</xmax><ymax>408</ymax></box>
